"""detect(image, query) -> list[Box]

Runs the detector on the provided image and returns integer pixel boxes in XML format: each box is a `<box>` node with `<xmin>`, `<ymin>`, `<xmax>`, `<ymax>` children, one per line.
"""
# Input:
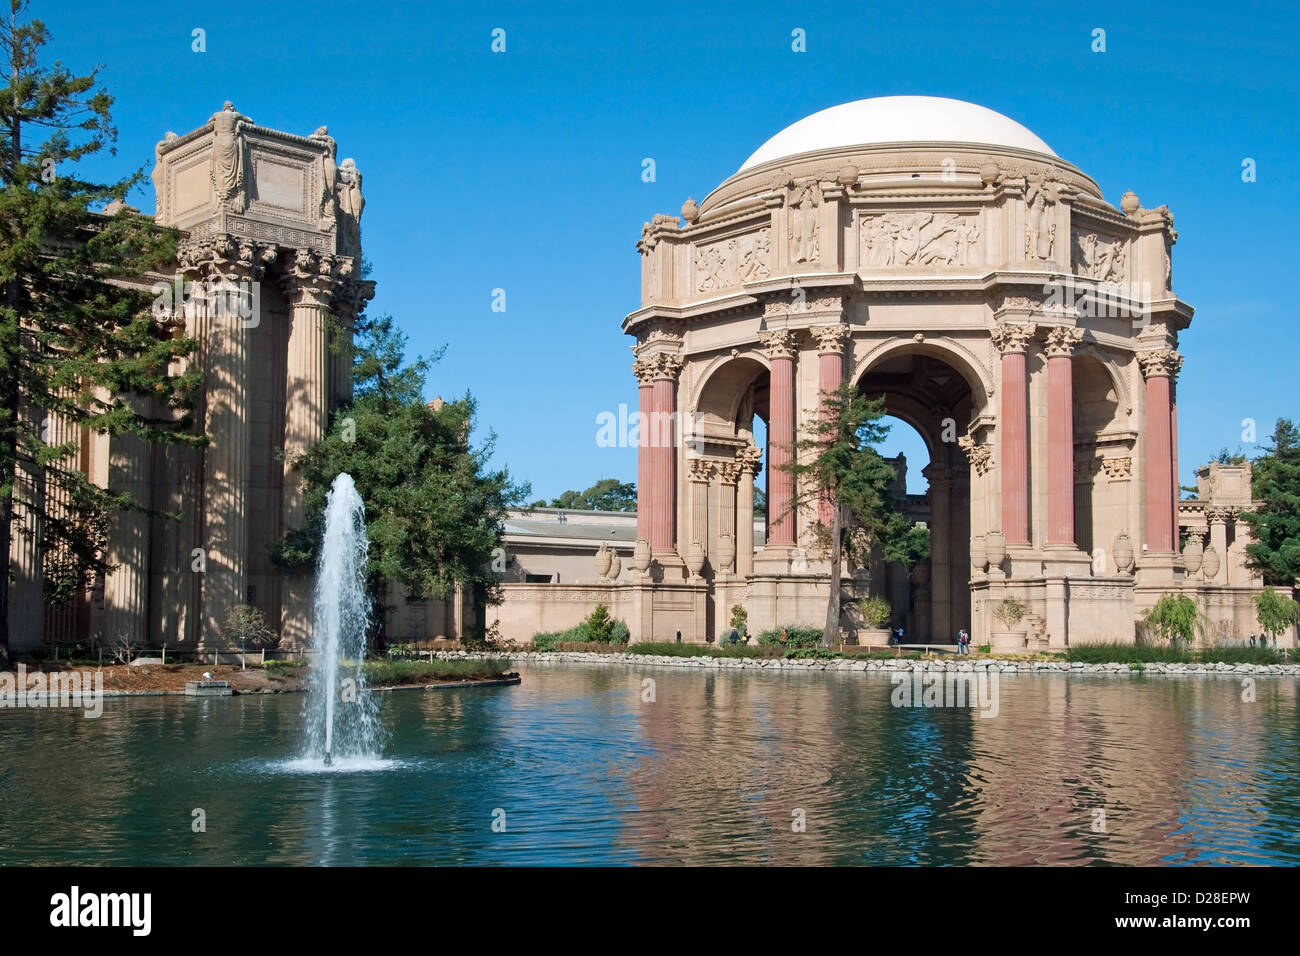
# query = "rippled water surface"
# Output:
<box><xmin>1</xmin><ymin>664</ymin><xmax>1297</xmax><ymax>865</ymax></box>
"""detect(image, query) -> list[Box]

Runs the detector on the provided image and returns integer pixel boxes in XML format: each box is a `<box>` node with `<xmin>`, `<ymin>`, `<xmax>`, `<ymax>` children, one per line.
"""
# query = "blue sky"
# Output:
<box><xmin>48</xmin><ymin>0</ymin><xmax>1300</xmax><ymax>498</ymax></box>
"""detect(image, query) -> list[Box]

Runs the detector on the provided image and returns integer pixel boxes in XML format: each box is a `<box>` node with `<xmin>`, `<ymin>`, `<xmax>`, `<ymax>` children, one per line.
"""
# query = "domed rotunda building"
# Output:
<box><xmin>609</xmin><ymin>94</ymin><xmax>1268</xmax><ymax>648</ymax></box>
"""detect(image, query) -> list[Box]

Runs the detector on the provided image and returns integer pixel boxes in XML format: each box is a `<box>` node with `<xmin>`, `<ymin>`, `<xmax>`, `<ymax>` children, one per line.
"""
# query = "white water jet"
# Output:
<box><xmin>302</xmin><ymin>473</ymin><xmax>384</xmax><ymax>768</ymax></box>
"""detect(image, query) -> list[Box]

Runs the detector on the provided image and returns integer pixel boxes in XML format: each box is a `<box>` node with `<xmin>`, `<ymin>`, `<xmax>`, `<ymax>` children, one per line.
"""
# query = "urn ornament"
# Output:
<box><xmin>607</xmin><ymin>550</ymin><xmax>622</xmax><ymax>580</ymax></box>
<box><xmin>685</xmin><ymin>540</ymin><xmax>706</xmax><ymax>579</ymax></box>
<box><xmin>1182</xmin><ymin>534</ymin><xmax>1203</xmax><ymax>576</ymax></box>
<box><xmin>1202</xmin><ymin>544</ymin><xmax>1220</xmax><ymax>580</ymax></box>
<box><xmin>970</xmin><ymin>534</ymin><xmax>987</xmax><ymax>572</ymax></box>
<box><xmin>594</xmin><ymin>544</ymin><xmax>612</xmax><ymax>580</ymax></box>
<box><xmin>1113</xmin><ymin>531</ymin><xmax>1135</xmax><ymax>574</ymax></box>
<box><xmin>985</xmin><ymin>530</ymin><xmax>1007</xmax><ymax>569</ymax></box>
<box><xmin>716</xmin><ymin>533</ymin><xmax>736</xmax><ymax>573</ymax></box>
<box><xmin>631</xmin><ymin>538</ymin><xmax>652</xmax><ymax>573</ymax></box>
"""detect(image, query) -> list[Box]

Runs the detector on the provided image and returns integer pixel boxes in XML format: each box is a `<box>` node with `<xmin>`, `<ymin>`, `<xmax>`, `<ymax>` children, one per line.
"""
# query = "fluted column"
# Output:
<box><xmin>811</xmin><ymin>324</ymin><xmax>851</xmax><ymax>528</ymax></box>
<box><xmin>992</xmin><ymin>322</ymin><xmax>1036</xmax><ymax>547</ymax></box>
<box><xmin>199</xmin><ymin>268</ymin><xmax>252</xmax><ymax>642</ymax></box>
<box><xmin>1139</xmin><ymin>349</ymin><xmax>1181</xmax><ymax>554</ymax></box>
<box><xmin>736</xmin><ymin>445</ymin><xmax>761</xmax><ymax>577</ymax></box>
<box><xmin>716</xmin><ymin>462</ymin><xmax>739</xmax><ymax>572</ymax></box>
<box><xmin>1044</xmin><ymin>326</ymin><xmax>1082</xmax><ymax>547</ymax></box>
<box><xmin>925</xmin><ymin>463</ymin><xmax>952</xmax><ymax>641</ymax></box>
<box><xmin>649</xmin><ymin>354</ymin><xmax>682</xmax><ymax>553</ymax></box>
<box><xmin>104</xmin><ymin>398</ymin><xmax>154</xmax><ymax>648</ymax></box>
<box><xmin>687</xmin><ymin>458</ymin><xmax>713</xmax><ymax>561</ymax></box>
<box><xmin>760</xmin><ymin>328</ymin><xmax>799</xmax><ymax>548</ymax></box>
<box><xmin>633</xmin><ymin>357</ymin><xmax>655</xmax><ymax>544</ymax></box>
<box><xmin>280</xmin><ymin>255</ymin><xmax>336</xmax><ymax>647</ymax></box>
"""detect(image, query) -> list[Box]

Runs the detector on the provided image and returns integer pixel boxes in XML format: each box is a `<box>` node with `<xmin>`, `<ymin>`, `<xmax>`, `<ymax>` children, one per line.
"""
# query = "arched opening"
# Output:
<box><xmin>853</xmin><ymin>347</ymin><xmax>979</xmax><ymax>643</ymax></box>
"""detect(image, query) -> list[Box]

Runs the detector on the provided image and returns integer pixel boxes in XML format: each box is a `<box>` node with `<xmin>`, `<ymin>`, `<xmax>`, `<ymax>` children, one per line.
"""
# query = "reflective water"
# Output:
<box><xmin>0</xmin><ymin>664</ymin><xmax>1296</xmax><ymax>865</ymax></box>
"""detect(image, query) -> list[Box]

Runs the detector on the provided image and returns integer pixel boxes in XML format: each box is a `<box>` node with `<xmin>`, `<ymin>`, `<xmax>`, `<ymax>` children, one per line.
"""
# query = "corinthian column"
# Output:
<box><xmin>810</xmin><ymin>324</ymin><xmax>851</xmax><ymax>527</ymax></box>
<box><xmin>1044</xmin><ymin>326</ymin><xmax>1082</xmax><ymax>547</ymax></box>
<box><xmin>633</xmin><ymin>356</ymin><xmax>656</xmax><ymax>544</ymax></box>
<box><xmin>192</xmin><ymin>244</ymin><xmax>254</xmax><ymax>644</ymax></box>
<box><xmin>649</xmin><ymin>353</ymin><xmax>682</xmax><ymax>553</ymax></box>
<box><xmin>735</xmin><ymin>445</ymin><xmax>762</xmax><ymax>577</ymax></box>
<box><xmin>280</xmin><ymin>251</ymin><xmax>337</xmax><ymax>647</ymax></box>
<box><xmin>1139</xmin><ymin>349</ymin><xmax>1182</xmax><ymax>554</ymax></box>
<box><xmin>992</xmin><ymin>322</ymin><xmax>1036</xmax><ymax>547</ymax></box>
<box><xmin>759</xmin><ymin>328</ymin><xmax>799</xmax><ymax>548</ymax></box>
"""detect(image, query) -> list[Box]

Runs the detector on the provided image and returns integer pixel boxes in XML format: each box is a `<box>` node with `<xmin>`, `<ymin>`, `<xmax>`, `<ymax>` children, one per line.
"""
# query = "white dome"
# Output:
<box><xmin>739</xmin><ymin>96</ymin><xmax>1056</xmax><ymax>171</ymax></box>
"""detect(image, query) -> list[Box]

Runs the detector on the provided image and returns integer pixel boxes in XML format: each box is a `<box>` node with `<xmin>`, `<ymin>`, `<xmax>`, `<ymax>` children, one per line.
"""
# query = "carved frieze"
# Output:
<box><xmin>1071</xmin><ymin>229</ymin><xmax>1129</xmax><ymax>283</ymax></box>
<box><xmin>860</xmin><ymin>211</ymin><xmax>980</xmax><ymax>267</ymax></box>
<box><xmin>693</xmin><ymin>229</ymin><xmax>772</xmax><ymax>292</ymax></box>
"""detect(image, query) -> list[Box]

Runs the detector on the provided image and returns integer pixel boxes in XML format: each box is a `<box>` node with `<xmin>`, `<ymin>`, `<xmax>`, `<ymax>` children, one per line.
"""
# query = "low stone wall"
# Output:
<box><xmin>431</xmin><ymin>649</ymin><xmax>1300</xmax><ymax>677</ymax></box>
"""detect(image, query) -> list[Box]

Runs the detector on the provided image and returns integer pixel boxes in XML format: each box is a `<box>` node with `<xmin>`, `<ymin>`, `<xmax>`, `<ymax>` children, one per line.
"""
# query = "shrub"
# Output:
<box><xmin>585</xmin><ymin>604</ymin><xmax>614</xmax><ymax>643</ymax></box>
<box><xmin>757</xmin><ymin>626</ymin><xmax>822</xmax><ymax>647</ymax></box>
<box><xmin>533</xmin><ymin>632</ymin><xmax>562</xmax><ymax>652</ymax></box>
<box><xmin>609</xmin><ymin>620</ymin><xmax>630</xmax><ymax>645</ymax></box>
<box><xmin>858</xmin><ymin>596</ymin><xmax>891</xmax><ymax>628</ymax></box>
<box><xmin>1255</xmin><ymin>586</ymin><xmax>1299</xmax><ymax>640</ymax></box>
<box><xmin>992</xmin><ymin>598</ymin><xmax>1026</xmax><ymax>629</ymax></box>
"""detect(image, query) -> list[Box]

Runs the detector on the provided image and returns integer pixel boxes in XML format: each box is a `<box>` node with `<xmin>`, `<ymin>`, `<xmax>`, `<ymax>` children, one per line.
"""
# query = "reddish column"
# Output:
<box><xmin>1140</xmin><ymin>350</ymin><xmax>1181</xmax><ymax>553</ymax></box>
<box><xmin>649</xmin><ymin>358</ymin><xmax>681</xmax><ymax>552</ymax></box>
<box><xmin>1045</xmin><ymin>327</ymin><xmax>1080</xmax><ymax>546</ymax></box>
<box><xmin>633</xmin><ymin>358</ymin><xmax>653</xmax><ymax>543</ymax></box>
<box><xmin>1170</xmin><ymin>384</ymin><xmax>1180</xmax><ymax>547</ymax></box>
<box><xmin>762</xmin><ymin>330</ymin><xmax>798</xmax><ymax>548</ymax></box>
<box><xmin>995</xmin><ymin>325</ymin><xmax>1033</xmax><ymax>546</ymax></box>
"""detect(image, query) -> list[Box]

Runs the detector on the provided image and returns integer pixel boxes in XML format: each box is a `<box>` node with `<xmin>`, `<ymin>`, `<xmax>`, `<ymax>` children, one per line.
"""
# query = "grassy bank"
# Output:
<box><xmin>1063</xmin><ymin>642</ymin><xmax>1290</xmax><ymax>665</ymax></box>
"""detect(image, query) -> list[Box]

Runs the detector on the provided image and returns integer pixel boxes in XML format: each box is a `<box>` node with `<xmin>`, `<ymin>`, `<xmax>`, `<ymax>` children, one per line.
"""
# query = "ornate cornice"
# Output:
<box><xmin>990</xmin><ymin>321</ymin><xmax>1037</xmax><ymax>355</ymax></box>
<box><xmin>1042</xmin><ymin>325</ymin><xmax>1083</xmax><ymax>357</ymax></box>
<box><xmin>1137</xmin><ymin>348</ymin><xmax>1183</xmax><ymax>380</ymax></box>
<box><xmin>758</xmin><ymin>328</ymin><xmax>800</xmax><ymax>359</ymax></box>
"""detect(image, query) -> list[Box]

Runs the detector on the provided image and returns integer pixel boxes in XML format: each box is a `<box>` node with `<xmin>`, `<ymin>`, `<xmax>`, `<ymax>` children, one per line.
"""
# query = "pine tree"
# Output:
<box><xmin>276</xmin><ymin>314</ymin><xmax>528</xmax><ymax>643</ymax></box>
<box><xmin>1241</xmin><ymin>418</ymin><xmax>1300</xmax><ymax>586</ymax></box>
<box><xmin>783</xmin><ymin>382</ymin><xmax>926</xmax><ymax>646</ymax></box>
<box><xmin>0</xmin><ymin>1</ymin><xmax>202</xmax><ymax>666</ymax></box>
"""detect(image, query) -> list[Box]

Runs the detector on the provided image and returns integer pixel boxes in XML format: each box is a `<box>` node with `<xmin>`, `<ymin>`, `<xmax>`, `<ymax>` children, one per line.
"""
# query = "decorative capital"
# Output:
<box><xmin>809</xmin><ymin>323</ymin><xmax>852</xmax><ymax>355</ymax></box>
<box><xmin>687</xmin><ymin>458</ymin><xmax>716</xmax><ymax>483</ymax></box>
<box><xmin>1206</xmin><ymin>506</ymin><xmax>1234</xmax><ymax>524</ymax></box>
<box><xmin>651</xmin><ymin>353</ymin><xmax>683</xmax><ymax>382</ymax></box>
<box><xmin>758</xmin><ymin>328</ymin><xmax>800</xmax><ymax>360</ymax></box>
<box><xmin>957</xmin><ymin>434</ymin><xmax>993</xmax><ymax>477</ymax></box>
<box><xmin>1138</xmin><ymin>348</ymin><xmax>1183</xmax><ymax>380</ymax></box>
<box><xmin>1042</xmin><ymin>325</ymin><xmax>1083</xmax><ymax>357</ymax></box>
<box><xmin>632</xmin><ymin>357</ymin><xmax>657</xmax><ymax>387</ymax></box>
<box><xmin>736</xmin><ymin>444</ymin><xmax>763</xmax><ymax>476</ymax></box>
<box><xmin>990</xmin><ymin>322</ymin><xmax>1037</xmax><ymax>355</ymax></box>
<box><xmin>717</xmin><ymin>461</ymin><xmax>741</xmax><ymax>485</ymax></box>
<box><xmin>278</xmin><ymin>248</ymin><xmax>341</xmax><ymax>308</ymax></box>
<box><xmin>1101</xmin><ymin>456</ymin><xmax>1132</xmax><ymax>481</ymax></box>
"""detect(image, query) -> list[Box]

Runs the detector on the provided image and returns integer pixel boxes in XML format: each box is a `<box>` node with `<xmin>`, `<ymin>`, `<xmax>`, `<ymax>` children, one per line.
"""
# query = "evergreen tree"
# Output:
<box><xmin>276</xmin><ymin>314</ymin><xmax>529</xmax><ymax>642</ymax></box>
<box><xmin>783</xmin><ymin>382</ymin><xmax>926</xmax><ymax>646</ymax></box>
<box><xmin>1241</xmin><ymin>419</ymin><xmax>1300</xmax><ymax>586</ymax></box>
<box><xmin>0</xmin><ymin>2</ymin><xmax>202</xmax><ymax>666</ymax></box>
<box><xmin>541</xmin><ymin>478</ymin><xmax>636</xmax><ymax>512</ymax></box>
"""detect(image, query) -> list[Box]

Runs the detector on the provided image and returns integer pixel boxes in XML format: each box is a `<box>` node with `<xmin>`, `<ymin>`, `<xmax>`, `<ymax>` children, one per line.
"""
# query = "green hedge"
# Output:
<box><xmin>757</xmin><ymin>626</ymin><xmax>823</xmax><ymax>647</ymax></box>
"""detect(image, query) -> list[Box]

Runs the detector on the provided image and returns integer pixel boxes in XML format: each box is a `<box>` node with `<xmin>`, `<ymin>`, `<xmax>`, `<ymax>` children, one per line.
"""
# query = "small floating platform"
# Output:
<box><xmin>184</xmin><ymin>680</ymin><xmax>233</xmax><ymax>697</ymax></box>
<box><xmin>373</xmin><ymin>675</ymin><xmax>521</xmax><ymax>693</ymax></box>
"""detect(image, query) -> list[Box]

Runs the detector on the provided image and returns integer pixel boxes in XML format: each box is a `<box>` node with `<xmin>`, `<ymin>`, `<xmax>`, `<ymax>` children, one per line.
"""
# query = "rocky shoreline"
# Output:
<box><xmin>434</xmin><ymin>649</ymin><xmax>1300</xmax><ymax>677</ymax></box>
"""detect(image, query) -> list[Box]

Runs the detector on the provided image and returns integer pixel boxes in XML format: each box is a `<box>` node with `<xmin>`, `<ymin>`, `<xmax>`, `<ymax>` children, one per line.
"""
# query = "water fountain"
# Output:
<box><xmin>302</xmin><ymin>473</ymin><xmax>384</xmax><ymax>768</ymax></box>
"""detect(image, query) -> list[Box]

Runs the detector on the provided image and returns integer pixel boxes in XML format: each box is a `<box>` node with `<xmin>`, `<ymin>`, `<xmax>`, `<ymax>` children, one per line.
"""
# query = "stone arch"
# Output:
<box><xmin>690</xmin><ymin>352</ymin><xmax>770</xmax><ymax>439</ymax></box>
<box><xmin>1072</xmin><ymin>351</ymin><xmax>1131</xmax><ymax>559</ymax></box>
<box><xmin>850</xmin><ymin>335</ymin><xmax>994</xmax><ymax>418</ymax></box>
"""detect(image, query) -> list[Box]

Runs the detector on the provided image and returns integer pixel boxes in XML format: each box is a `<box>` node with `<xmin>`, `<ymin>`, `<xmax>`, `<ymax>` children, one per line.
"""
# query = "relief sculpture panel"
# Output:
<box><xmin>694</xmin><ymin>228</ymin><xmax>772</xmax><ymax>292</ymax></box>
<box><xmin>859</xmin><ymin>211</ymin><xmax>980</xmax><ymax>268</ymax></box>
